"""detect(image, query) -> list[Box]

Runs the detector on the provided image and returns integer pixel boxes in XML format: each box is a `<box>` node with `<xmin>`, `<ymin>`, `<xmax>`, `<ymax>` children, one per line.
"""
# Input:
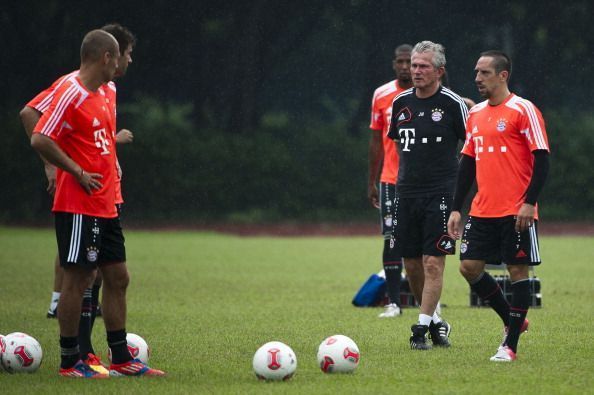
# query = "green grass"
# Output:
<box><xmin>0</xmin><ymin>226</ymin><xmax>593</xmax><ymax>394</ymax></box>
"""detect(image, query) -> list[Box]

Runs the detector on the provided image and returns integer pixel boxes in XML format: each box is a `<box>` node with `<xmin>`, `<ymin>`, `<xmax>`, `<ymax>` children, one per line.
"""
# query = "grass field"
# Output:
<box><xmin>0</xmin><ymin>226</ymin><xmax>593</xmax><ymax>394</ymax></box>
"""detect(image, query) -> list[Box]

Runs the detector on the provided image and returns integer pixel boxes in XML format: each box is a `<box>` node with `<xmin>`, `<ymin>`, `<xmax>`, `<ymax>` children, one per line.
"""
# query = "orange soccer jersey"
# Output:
<box><xmin>461</xmin><ymin>94</ymin><xmax>550</xmax><ymax>218</ymax></box>
<box><xmin>28</xmin><ymin>74</ymin><xmax>124</xmax><ymax>204</ymax></box>
<box><xmin>33</xmin><ymin>75</ymin><xmax>118</xmax><ymax>218</ymax></box>
<box><xmin>370</xmin><ymin>80</ymin><xmax>406</xmax><ymax>184</ymax></box>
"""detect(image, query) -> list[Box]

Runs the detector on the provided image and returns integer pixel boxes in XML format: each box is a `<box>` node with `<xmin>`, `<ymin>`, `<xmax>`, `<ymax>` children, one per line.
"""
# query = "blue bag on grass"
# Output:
<box><xmin>352</xmin><ymin>271</ymin><xmax>386</xmax><ymax>307</ymax></box>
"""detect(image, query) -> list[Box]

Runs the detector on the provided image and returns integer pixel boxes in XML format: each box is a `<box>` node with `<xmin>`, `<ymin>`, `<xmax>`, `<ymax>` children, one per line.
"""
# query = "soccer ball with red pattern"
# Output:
<box><xmin>1</xmin><ymin>333</ymin><xmax>43</xmax><ymax>373</ymax></box>
<box><xmin>108</xmin><ymin>333</ymin><xmax>150</xmax><ymax>364</ymax></box>
<box><xmin>317</xmin><ymin>335</ymin><xmax>360</xmax><ymax>373</ymax></box>
<box><xmin>252</xmin><ymin>341</ymin><xmax>297</xmax><ymax>381</ymax></box>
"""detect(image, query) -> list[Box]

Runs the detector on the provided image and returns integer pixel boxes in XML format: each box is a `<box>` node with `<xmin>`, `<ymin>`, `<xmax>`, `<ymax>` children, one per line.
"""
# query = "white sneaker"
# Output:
<box><xmin>378</xmin><ymin>303</ymin><xmax>401</xmax><ymax>318</ymax></box>
<box><xmin>490</xmin><ymin>346</ymin><xmax>517</xmax><ymax>362</ymax></box>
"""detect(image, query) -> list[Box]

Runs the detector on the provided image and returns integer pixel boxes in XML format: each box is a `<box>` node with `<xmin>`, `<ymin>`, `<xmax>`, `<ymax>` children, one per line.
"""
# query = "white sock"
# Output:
<box><xmin>49</xmin><ymin>291</ymin><xmax>60</xmax><ymax>311</ymax></box>
<box><xmin>418</xmin><ymin>314</ymin><xmax>432</xmax><ymax>327</ymax></box>
<box><xmin>432</xmin><ymin>312</ymin><xmax>442</xmax><ymax>324</ymax></box>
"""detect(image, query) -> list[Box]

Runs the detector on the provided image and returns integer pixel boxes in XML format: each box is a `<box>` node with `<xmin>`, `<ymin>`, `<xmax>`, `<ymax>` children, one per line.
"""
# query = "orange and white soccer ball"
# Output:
<box><xmin>317</xmin><ymin>334</ymin><xmax>360</xmax><ymax>373</ymax></box>
<box><xmin>252</xmin><ymin>341</ymin><xmax>297</xmax><ymax>381</ymax></box>
<box><xmin>1</xmin><ymin>333</ymin><xmax>43</xmax><ymax>373</ymax></box>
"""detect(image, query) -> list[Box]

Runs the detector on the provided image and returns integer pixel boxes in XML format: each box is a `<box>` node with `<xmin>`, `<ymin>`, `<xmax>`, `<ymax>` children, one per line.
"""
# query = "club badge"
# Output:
<box><xmin>496</xmin><ymin>118</ymin><xmax>507</xmax><ymax>132</ymax></box>
<box><xmin>86</xmin><ymin>246</ymin><xmax>99</xmax><ymax>262</ymax></box>
<box><xmin>431</xmin><ymin>108</ymin><xmax>444</xmax><ymax>122</ymax></box>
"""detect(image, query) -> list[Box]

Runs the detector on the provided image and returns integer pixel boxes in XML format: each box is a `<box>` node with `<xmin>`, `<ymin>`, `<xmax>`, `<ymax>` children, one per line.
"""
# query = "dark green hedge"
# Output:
<box><xmin>1</xmin><ymin>99</ymin><xmax>592</xmax><ymax>225</ymax></box>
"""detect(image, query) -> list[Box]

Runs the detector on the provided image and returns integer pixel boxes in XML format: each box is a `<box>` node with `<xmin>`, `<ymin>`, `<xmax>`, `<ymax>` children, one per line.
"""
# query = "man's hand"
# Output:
<box><xmin>515</xmin><ymin>203</ymin><xmax>536</xmax><ymax>232</ymax></box>
<box><xmin>368</xmin><ymin>184</ymin><xmax>380</xmax><ymax>209</ymax></box>
<box><xmin>447</xmin><ymin>210</ymin><xmax>462</xmax><ymax>240</ymax></box>
<box><xmin>116</xmin><ymin>129</ymin><xmax>133</xmax><ymax>144</ymax></box>
<box><xmin>44</xmin><ymin>163</ymin><xmax>57</xmax><ymax>196</ymax></box>
<box><xmin>76</xmin><ymin>169</ymin><xmax>103</xmax><ymax>195</ymax></box>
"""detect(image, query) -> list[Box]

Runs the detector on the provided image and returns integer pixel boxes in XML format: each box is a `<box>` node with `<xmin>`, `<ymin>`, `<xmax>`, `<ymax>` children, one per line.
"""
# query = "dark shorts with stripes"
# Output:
<box><xmin>55</xmin><ymin>212</ymin><xmax>126</xmax><ymax>268</ymax></box>
<box><xmin>459</xmin><ymin>216</ymin><xmax>541</xmax><ymax>265</ymax></box>
<box><xmin>390</xmin><ymin>194</ymin><xmax>456</xmax><ymax>257</ymax></box>
<box><xmin>379</xmin><ymin>182</ymin><xmax>396</xmax><ymax>239</ymax></box>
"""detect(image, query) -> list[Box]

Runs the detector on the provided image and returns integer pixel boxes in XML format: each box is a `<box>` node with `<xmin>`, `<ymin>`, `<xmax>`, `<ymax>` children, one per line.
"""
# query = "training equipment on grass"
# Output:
<box><xmin>252</xmin><ymin>341</ymin><xmax>297</xmax><ymax>381</ymax></box>
<box><xmin>0</xmin><ymin>333</ymin><xmax>43</xmax><ymax>373</ymax></box>
<box><xmin>108</xmin><ymin>333</ymin><xmax>150</xmax><ymax>364</ymax></box>
<box><xmin>317</xmin><ymin>334</ymin><xmax>360</xmax><ymax>373</ymax></box>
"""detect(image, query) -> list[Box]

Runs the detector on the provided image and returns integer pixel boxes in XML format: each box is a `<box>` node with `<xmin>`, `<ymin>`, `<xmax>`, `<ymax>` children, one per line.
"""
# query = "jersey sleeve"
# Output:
<box><xmin>26</xmin><ymin>74</ymin><xmax>71</xmax><ymax>113</ymax></box>
<box><xmin>369</xmin><ymin>89</ymin><xmax>383</xmax><ymax>131</ymax></box>
<box><xmin>27</xmin><ymin>88</ymin><xmax>53</xmax><ymax>113</ymax></box>
<box><xmin>33</xmin><ymin>83</ymin><xmax>78</xmax><ymax>141</ymax></box>
<box><xmin>517</xmin><ymin>100</ymin><xmax>550</xmax><ymax>152</ymax></box>
<box><xmin>387</xmin><ymin>98</ymin><xmax>400</xmax><ymax>140</ymax></box>
<box><xmin>461</xmin><ymin>112</ymin><xmax>475</xmax><ymax>157</ymax></box>
<box><xmin>452</xmin><ymin>96</ymin><xmax>469</xmax><ymax>141</ymax></box>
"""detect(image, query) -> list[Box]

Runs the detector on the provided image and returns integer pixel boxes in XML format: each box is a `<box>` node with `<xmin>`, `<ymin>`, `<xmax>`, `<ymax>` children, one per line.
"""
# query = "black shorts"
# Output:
<box><xmin>379</xmin><ymin>182</ymin><xmax>396</xmax><ymax>239</ymax></box>
<box><xmin>459</xmin><ymin>216</ymin><xmax>541</xmax><ymax>265</ymax></box>
<box><xmin>390</xmin><ymin>194</ymin><xmax>456</xmax><ymax>257</ymax></box>
<box><xmin>55</xmin><ymin>212</ymin><xmax>126</xmax><ymax>268</ymax></box>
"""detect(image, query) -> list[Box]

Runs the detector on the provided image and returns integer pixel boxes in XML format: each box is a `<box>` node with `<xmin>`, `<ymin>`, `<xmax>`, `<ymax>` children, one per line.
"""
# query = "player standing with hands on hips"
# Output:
<box><xmin>387</xmin><ymin>41</ymin><xmax>468</xmax><ymax>350</ymax></box>
<box><xmin>448</xmin><ymin>50</ymin><xmax>549</xmax><ymax>362</ymax></box>
<box><xmin>31</xmin><ymin>29</ymin><xmax>165</xmax><ymax>378</ymax></box>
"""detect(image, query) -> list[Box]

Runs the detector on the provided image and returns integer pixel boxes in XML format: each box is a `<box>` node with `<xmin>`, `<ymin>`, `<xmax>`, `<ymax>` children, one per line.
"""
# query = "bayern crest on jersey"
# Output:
<box><xmin>431</xmin><ymin>108</ymin><xmax>444</xmax><ymax>122</ymax></box>
<box><xmin>496</xmin><ymin>118</ymin><xmax>507</xmax><ymax>132</ymax></box>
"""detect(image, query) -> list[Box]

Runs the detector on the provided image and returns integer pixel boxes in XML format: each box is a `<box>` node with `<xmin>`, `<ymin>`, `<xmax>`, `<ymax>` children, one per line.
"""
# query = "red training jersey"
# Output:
<box><xmin>33</xmin><ymin>74</ymin><xmax>118</xmax><ymax>218</ymax></box>
<box><xmin>28</xmin><ymin>73</ymin><xmax>124</xmax><ymax>204</ymax></box>
<box><xmin>369</xmin><ymin>80</ymin><xmax>406</xmax><ymax>184</ymax></box>
<box><xmin>461</xmin><ymin>93</ymin><xmax>550</xmax><ymax>218</ymax></box>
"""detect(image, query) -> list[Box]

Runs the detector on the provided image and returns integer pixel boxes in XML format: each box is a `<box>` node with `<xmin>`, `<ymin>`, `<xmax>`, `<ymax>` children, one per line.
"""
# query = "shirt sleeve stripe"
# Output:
<box><xmin>517</xmin><ymin>99</ymin><xmax>548</xmax><ymax>150</ymax></box>
<box><xmin>40</xmin><ymin>85</ymin><xmax>78</xmax><ymax>137</ymax></box>
<box><xmin>441</xmin><ymin>88</ymin><xmax>469</xmax><ymax>123</ymax></box>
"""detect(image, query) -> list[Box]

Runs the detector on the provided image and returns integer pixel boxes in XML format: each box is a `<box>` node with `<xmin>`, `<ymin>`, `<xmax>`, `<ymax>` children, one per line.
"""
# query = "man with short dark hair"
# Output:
<box><xmin>31</xmin><ymin>29</ymin><xmax>164</xmax><ymax>378</ymax></box>
<box><xmin>387</xmin><ymin>40</ymin><xmax>468</xmax><ymax>350</ymax></box>
<box><xmin>448</xmin><ymin>50</ymin><xmax>549</xmax><ymax>362</ymax></box>
<box><xmin>368</xmin><ymin>44</ymin><xmax>412</xmax><ymax>318</ymax></box>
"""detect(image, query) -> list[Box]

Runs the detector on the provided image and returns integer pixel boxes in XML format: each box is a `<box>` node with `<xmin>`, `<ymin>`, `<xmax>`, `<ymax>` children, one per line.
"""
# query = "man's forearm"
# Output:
<box><xmin>30</xmin><ymin>134</ymin><xmax>82</xmax><ymax>178</ymax></box>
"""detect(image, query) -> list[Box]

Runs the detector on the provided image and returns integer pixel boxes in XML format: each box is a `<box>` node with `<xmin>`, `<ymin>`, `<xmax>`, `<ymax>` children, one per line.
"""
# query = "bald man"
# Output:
<box><xmin>31</xmin><ymin>30</ymin><xmax>164</xmax><ymax>378</ymax></box>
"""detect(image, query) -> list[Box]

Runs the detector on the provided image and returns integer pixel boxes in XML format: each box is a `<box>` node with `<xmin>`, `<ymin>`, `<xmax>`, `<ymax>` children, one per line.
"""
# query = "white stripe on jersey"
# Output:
<box><xmin>67</xmin><ymin>214</ymin><xmax>82</xmax><ymax>263</ymax></box>
<box><xmin>516</xmin><ymin>98</ymin><xmax>548</xmax><ymax>150</ymax></box>
<box><xmin>441</xmin><ymin>87</ymin><xmax>469</xmax><ymax>123</ymax></box>
<box><xmin>529</xmin><ymin>225</ymin><xmax>540</xmax><ymax>262</ymax></box>
<box><xmin>391</xmin><ymin>87</ymin><xmax>414</xmax><ymax>106</ymax></box>
<box><xmin>40</xmin><ymin>84</ymin><xmax>78</xmax><ymax>137</ymax></box>
<box><xmin>35</xmin><ymin>71</ymin><xmax>79</xmax><ymax>113</ymax></box>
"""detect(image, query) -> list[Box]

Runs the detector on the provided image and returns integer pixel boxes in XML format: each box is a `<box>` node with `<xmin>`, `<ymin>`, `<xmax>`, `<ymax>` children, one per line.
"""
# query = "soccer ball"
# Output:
<box><xmin>108</xmin><ymin>333</ymin><xmax>150</xmax><ymax>364</ymax></box>
<box><xmin>125</xmin><ymin>333</ymin><xmax>150</xmax><ymax>364</ymax></box>
<box><xmin>252</xmin><ymin>341</ymin><xmax>297</xmax><ymax>381</ymax></box>
<box><xmin>317</xmin><ymin>335</ymin><xmax>360</xmax><ymax>373</ymax></box>
<box><xmin>0</xmin><ymin>334</ymin><xmax>6</xmax><ymax>367</ymax></box>
<box><xmin>1</xmin><ymin>333</ymin><xmax>43</xmax><ymax>373</ymax></box>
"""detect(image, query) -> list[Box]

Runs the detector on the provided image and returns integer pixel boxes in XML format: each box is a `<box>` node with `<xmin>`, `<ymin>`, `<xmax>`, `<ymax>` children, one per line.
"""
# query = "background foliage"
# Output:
<box><xmin>1</xmin><ymin>0</ymin><xmax>593</xmax><ymax>224</ymax></box>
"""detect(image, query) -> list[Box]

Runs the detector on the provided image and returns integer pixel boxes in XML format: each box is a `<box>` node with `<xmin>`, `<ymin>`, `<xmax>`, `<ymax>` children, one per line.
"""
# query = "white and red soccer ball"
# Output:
<box><xmin>108</xmin><ymin>333</ymin><xmax>150</xmax><ymax>364</ymax></box>
<box><xmin>0</xmin><ymin>332</ymin><xmax>43</xmax><ymax>373</ymax></box>
<box><xmin>317</xmin><ymin>334</ymin><xmax>360</xmax><ymax>373</ymax></box>
<box><xmin>252</xmin><ymin>341</ymin><xmax>297</xmax><ymax>381</ymax></box>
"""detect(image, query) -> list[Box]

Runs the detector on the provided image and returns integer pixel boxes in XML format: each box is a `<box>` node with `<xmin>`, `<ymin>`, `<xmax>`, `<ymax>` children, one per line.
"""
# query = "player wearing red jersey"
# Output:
<box><xmin>20</xmin><ymin>23</ymin><xmax>136</xmax><ymax>375</ymax></box>
<box><xmin>30</xmin><ymin>29</ymin><xmax>164</xmax><ymax>378</ymax></box>
<box><xmin>448</xmin><ymin>50</ymin><xmax>550</xmax><ymax>362</ymax></box>
<box><xmin>368</xmin><ymin>44</ymin><xmax>412</xmax><ymax>318</ymax></box>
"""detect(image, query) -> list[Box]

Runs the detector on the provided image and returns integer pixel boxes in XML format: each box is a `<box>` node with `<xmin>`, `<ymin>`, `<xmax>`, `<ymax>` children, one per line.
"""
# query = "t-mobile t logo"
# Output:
<box><xmin>473</xmin><ymin>136</ymin><xmax>484</xmax><ymax>160</ymax></box>
<box><xmin>399</xmin><ymin>128</ymin><xmax>415</xmax><ymax>151</ymax></box>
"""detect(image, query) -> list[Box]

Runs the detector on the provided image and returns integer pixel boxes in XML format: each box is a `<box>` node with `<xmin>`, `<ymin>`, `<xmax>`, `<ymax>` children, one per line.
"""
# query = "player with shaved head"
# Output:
<box><xmin>30</xmin><ymin>29</ymin><xmax>164</xmax><ymax>378</ymax></box>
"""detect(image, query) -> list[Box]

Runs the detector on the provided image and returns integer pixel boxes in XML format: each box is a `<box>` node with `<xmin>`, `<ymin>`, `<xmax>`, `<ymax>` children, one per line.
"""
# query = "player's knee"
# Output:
<box><xmin>459</xmin><ymin>261</ymin><xmax>480</xmax><ymax>281</ymax></box>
